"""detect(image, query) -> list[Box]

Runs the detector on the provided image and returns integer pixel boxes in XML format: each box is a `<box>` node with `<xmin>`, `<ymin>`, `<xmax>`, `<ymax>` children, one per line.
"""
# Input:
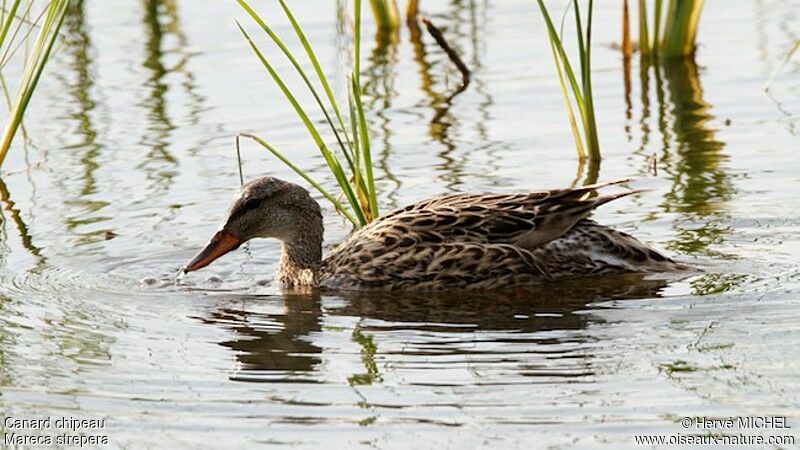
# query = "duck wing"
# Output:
<box><xmin>319</xmin><ymin>179</ymin><xmax>648</xmax><ymax>289</ymax></box>
<box><xmin>361</xmin><ymin>178</ymin><xmax>642</xmax><ymax>249</ymax></box>
<box><xmin>321</xmin><ymin>241</ymin><xmax>551</xmax><ymax>290</ymax></box>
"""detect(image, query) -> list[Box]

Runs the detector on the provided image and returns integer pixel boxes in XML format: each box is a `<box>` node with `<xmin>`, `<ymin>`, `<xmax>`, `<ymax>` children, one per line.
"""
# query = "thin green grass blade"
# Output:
<box><xmin>237</xmin><ymin>22</ymin><xmax>367</xmax><ymax>225</ymax></box>
<box><xmin>582</xmin><ymin>0</ymin><xmax>599</xmax><ymax>159</ymax></box>
<box><xmin>535</xmin><ymin>0</ymin><xmax>585</xmax><ymax>111</ymax></box>
<box><xmin>345</xmin><ymin>79</ymin><xmax>374</xmax><ymax>214</ymax></box>
<box><xmin>354</xmin><ymin>0</ymin><xmax>362</xmax><ymax>79</ymax></box>
<box><xmin>0</xmin><ymin>0</ymin><xmax>37</xmax><ymax>68</ymax></box>
<box><xmin>765</xmin><ymin>39</ymin><xmax>800</xmax><ymax>91</ymax></box>
<box><xmin>536</xmin><ymin>0</ymin><xmax>599</xmax><ymax>161</ymax></box>
<box><xmin>347</xmin><ymin>89</ymin><xmax>362</xmax><ymax>197</ymax></box>
<box><xmin>236</xmin><ymin>0</ymin><xmax>354</xmax><ymax>173</ymax></box>
<box><xmin>351</xmin><ymin>0</ymin><xmax>378</xmax><ymax>219</ymax></box>
<box><xmin>661</xmin><ymin>0</ymin><xmax>704</xmax><ymax>57</ymax></box>
<box><xmin>571</xmin><ymin>0</ymin><xmax>586</xmax><ymax>88</ymax></box>
<box><xmin>0</xmin><ymin>0</ymin><xmax>21</xmax><ymax>47</ymax></box>
<box><xmin>638</xmin><ymin>0</ymin><xmax>650</xmax><ymax>58</ymax></box>
<box><xmin>653</xmin><ymin>0</ymin><xmax>663</xmax><ymax>56</ymax></box>
<box><xmin>351</xmin><ymin>73</ymin><xmax>378</xmax><ymax>219</ymax></box>
<box><xmin>275</xmin><ymin>0</ymin><xmax>353</xmax><ymax>149</ymax></box>
<box><xmin>240</xmin><ymin>133</ymin><xmax>359</xmax><ymax>226</ymax></box>
<box><xmin>368</xmin><ymin>0</ymin><xmax>399</xmax><ymax>31</ymax></box>
<box><xmin>570</xmin><ymin>0</ymin><xmax>594</xmax><ymax>155</ymax></box>
<box><xmin>0</xmin><ymin>0</ymin><xmax>68</xmax><ymax>167</ymax></box>
<box><xmin>549</xmin><ymin>40</ymin><xmax>585</xmax><ymax>159</ymax></box>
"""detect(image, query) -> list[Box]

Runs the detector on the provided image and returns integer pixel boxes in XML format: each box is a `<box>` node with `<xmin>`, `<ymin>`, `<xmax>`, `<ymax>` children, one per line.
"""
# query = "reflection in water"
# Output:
<box><xmin>658</xmin><ymin>59</ymin><xmax>734</xmax><ymax>258</ymax></box>
<box><xmin>43</xmin><ymin>302</ymin><xmax>114</xmax><ymax>369</ymax></box>
<box><xmin>408</xmin><ymin>0</ymin><xmax>496</xmax><ymax>190</ymax></box>
<box><xmin>0</xmin><ymin>177</ymin><xmax>44</xmax><ymax>265</ymax></box>
<box><xmin>754</xmin><ymin>0</ymin><xmax>799</xmax><ymax>135</ymax></box>
<box><xmin>139</xmin><ymin>0</ymin><xmax>196</xmax><ymax>192</ymax></box>
<box><xmin>572</xmin><ymin>158</ymin><xmax>600</xmax><ymax>187</ymax></box>
<box><xmin>0</xmin><ymin>295</ymin><xmax>8</xmax><ymax>386</ymax></box>
<box><xmin>362</xmin><ymin>27</ymin><xmax>402</xmax><ymax>209</ymax></box>
<box><xmin>201</xmin><ymin>274</ymin><xmax>670</xmax><ymax>383</ymax></box>
<box><xmin>634</xmin><ymin>56</ymin><xmax>739</xmax><ymax>294</ymax></box>
<box><xmin>331</xmin><ymin>274</ymin><xmax>668</xmax><ymax>334</ymax></box>
<box><xmin>59</xmin><ymin>0</ymin><xmax>113</xmax><ymax>246</ymax></box>
<box><xmin>199</xmin><ymin>294</ymin><xmax>323</xmax><ymax>382</ymax></box>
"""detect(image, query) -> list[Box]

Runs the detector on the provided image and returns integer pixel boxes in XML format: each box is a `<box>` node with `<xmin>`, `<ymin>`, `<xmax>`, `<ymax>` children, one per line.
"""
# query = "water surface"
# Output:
<box><xmin>1</xmin><ymin>0</ymin><xmax>799</xmax><ymax>448</ymax></box>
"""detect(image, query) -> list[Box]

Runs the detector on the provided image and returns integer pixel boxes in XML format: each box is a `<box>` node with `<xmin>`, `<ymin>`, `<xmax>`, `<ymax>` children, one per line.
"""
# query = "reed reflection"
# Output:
<box><xmin>362</xmin><ymin>25</ymin><xmax>402</xmax><ymax>208</ymax></box>
<box><xmin>0</xmin><ymin>177</ymin><xmax>44</xmax><ymax>265</ymax></box>
<box><xmin>408</xmin><ymin>0</ymin><xmax>496</xmax><ymax>190</ymax></box>
<box><xmin>634</xmin><ymin>55</ymin><xmax>739</xmax><ymax>294</ymax></box>
<box><xmin>659</xmin><ymin>58</ymin><xmax>733</xmax><ymax>258</ymax></box>
<box><xmin>59</xmin><ymin>0</ymin><xmax>113</xmax><ymax>245</ymax></box>
<box><xmin>140</xmin><ymin>0</ymin><xmax>203</xmax><ymax>192</ymax></box>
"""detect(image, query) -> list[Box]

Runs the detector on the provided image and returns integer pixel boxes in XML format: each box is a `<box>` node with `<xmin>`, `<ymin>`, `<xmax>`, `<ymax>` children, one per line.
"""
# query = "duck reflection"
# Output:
<box><xmin>199</xmin><ymin>293</ymin><xmax>323</xmax><ymax>382</ymax></box>
<box><xmin>329</xmin><ymin>273</ymin><xmax>669</xmax><ymax>333</ymax></box>
<box><xmin>201</xmin><ymin>274</ymin><xmax>670</xmax><ymax>382</ymax></box>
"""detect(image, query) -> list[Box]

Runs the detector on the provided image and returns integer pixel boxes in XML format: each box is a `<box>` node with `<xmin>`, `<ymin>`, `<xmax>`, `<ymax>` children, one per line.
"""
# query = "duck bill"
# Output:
<box><xmin>183</xmin><ymin>231</ymin><xmax>242</xmax><ymax>273</ymax></box>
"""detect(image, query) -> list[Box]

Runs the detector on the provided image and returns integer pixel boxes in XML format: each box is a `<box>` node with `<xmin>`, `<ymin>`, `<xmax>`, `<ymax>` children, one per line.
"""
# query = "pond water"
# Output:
<box><xmin>1</xmin><ymin>0</ymin><xmax>799</xmax><ymax>448</ymax></box>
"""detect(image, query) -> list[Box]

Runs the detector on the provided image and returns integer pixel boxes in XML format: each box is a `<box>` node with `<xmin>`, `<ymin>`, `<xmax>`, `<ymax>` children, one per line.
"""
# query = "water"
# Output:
<box><xmin>0</xmin><ymin>0</ymin><xmax>798</xmax><ymax>448</ymax></box>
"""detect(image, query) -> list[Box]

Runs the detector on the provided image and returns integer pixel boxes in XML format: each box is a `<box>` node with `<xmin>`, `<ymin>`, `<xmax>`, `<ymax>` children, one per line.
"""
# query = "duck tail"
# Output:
<box><xmin>591</xmin><ymin>187</ymin><xmax>650</xmax><ymax>208</ymax></box>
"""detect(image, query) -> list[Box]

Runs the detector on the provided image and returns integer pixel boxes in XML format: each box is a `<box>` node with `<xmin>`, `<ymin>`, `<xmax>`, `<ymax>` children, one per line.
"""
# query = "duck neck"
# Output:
<box><xmin>277</xmin><ymin>232</ymin><xmax>323</xmax><ymax>287</ymax></box>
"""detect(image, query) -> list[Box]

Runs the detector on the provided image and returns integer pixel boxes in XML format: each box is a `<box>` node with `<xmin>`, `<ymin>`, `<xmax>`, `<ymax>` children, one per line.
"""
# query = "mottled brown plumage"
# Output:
<box><xmin>184</xmin><ymin>177</ymin><xmax>688</xmax><ymax>290</ymax></box>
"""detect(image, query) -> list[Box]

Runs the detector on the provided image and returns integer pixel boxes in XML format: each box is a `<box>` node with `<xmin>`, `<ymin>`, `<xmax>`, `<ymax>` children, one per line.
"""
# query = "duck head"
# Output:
<box><xmin>183</xmin><ymin>177</ymin><xmax>323</xmax><ymax>274</ymax></box>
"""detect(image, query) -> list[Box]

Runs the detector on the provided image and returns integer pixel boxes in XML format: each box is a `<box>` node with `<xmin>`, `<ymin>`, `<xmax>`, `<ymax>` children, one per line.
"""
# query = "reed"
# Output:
<box><xmin>369</xmin><ymin>0</ymin><xmax>399</xmax><ymax>32</ymax></box>
<box><xmin>535</xmin><ymin>0</ymin><xmax>600</xmax><ymax>161</ymax></box>
<box><xmin>638</xmin><ymin>0</ymin><xmax>705</xmax><ymax>59</ymax></box>
<box><xmin>235</xmin><ymin>0</ymin><xmax>378</xmax><ymax>227</ymax></box>
<box><xmin>661</xmin><ymin>0</ymin><xmax>704</xmax><ymax>57</ymax></box>
<box><xmin>764</xmin><ymin>39</ymin><xmax>799</xmax><ymax>91</ymax></box>
<box><xmin>0</xmin><ymin>0</ymin><xmax>69</xmax><ymax>168</ymax></box>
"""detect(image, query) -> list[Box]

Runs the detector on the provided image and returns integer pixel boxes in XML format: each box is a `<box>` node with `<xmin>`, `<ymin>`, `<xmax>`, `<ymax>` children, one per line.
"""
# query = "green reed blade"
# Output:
<box><xmin>237</xmin><ymin>22</ymin><xmax>367</xmax><ymax>225</ymax></box>
<box><xmin>0</xmin><ymin>0</ymin><xmax>37</xmax><ymax>68</ymax></box>
<box><xmin>661</xmin><ymin>0</ymin><xmax>705</xmax><ymax>57</ymax></box>
<box><xmin>638</xmin><ymin>0</ymin><xmax>650</xmax><ymax>58</ymax></box>
<box><xmin>0</xmin><ymin>0</ymin><xmax>21</xmax><ymax>47</ymax></box>
<box><xmin>351</xmin><ymin>73</ymin><xmax>378</xmax><ymax>219</ymax></box>
<box><xmin>271</xmin><ymin>0</ymin><xmax>370</xmax><ymax>200</ymax></box>
<box><xmin>536</xmin><ymin>0</ymin><xmax>599</xmax><ymax>160</ymax></box>
<box><xmin>582</xmin><ymin>0</ymin><xmax>599</xmax><ymax>159</ymax></box>
<box><xmin>0</xmin><ymin>0</ymin><xmax>68</xmax><ymax>167</ymax></box>
<box><xmin>240</xmin><ymin>133</ymin><xmax>358</xmax><ymax>226</ymax></box>
<box><xmin>571</xmin><ymin>0</ymin><xmax>586</xmax><ymax>87</ymax></box>
<box><xmin>652</xmin><ymin>0</ymin><xmax>663</xmax><ymax>56</ymax></box>
<box><xmin>764</xmin><ymin>39</ymin><xmax>800</xmax><ymax>91</ymax></box>
<box><xmin>235</xmin><ymin>0</ymin><xmax>354</xmax><ymax>173</ymax></box>
<box><xmin>368</xmin><ymin>0</ymin><xmax>399</xmax><ymax>31</ymax></box>
<box><xmin>550</xmin><ymin>40</ymin><xmax>585</xmax><ymax>159</ymax></box>
<box><xmin>347</xmin><ymin>89</ymin><xmax>362</xmax><ymax>195</ymax></box>
<box><xmin>354</xmin><ymin>0</ymin><xmax>362</xmax><ymax>78</ymax></box>
<box><xmin>275</xmin><ymin>0</ymin><xmax>353</xmax><ymax>149</ymax></box>
<box><xmin>536</xmin><ymin>0</ymin><xmax>585</xmax><ymax>112</ymax></box>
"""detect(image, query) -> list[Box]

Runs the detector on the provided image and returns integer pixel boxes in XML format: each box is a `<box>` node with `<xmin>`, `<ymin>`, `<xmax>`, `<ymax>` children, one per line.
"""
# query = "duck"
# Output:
<box><xmin>183</xmin><ymin>176</ymin><xmax>687</xmax><ymax>290</ymax></box>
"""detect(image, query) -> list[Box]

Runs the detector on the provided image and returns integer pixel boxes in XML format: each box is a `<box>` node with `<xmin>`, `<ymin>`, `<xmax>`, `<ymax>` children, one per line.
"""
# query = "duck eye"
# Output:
<box><xmin>244</xmin><ymin>198</ymin><xmax>262</xmax><ymax>211</ymax></box>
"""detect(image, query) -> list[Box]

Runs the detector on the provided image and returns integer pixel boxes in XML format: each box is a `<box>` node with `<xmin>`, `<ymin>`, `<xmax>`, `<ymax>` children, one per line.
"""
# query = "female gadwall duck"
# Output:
<box><xmin>184</xmin><ymin>177</ymin><xmax>686</xmax><ymax>290</ymax></box>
